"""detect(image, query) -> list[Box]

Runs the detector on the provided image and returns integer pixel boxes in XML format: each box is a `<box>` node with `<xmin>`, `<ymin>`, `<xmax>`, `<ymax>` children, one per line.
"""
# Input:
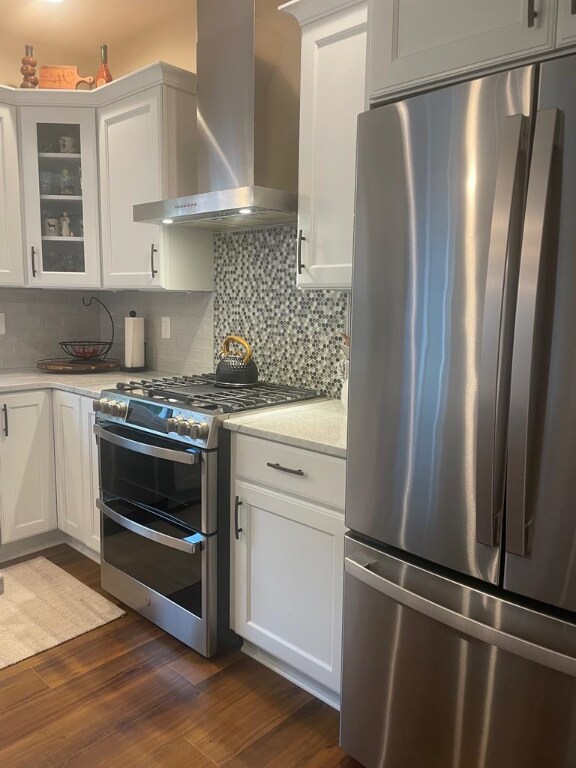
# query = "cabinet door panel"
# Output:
<box><xmin>556</xmin><ymin>0</ymin><xmax>576</xmax><ymax>47</ymax></box>
<box><xmin>19</xmin><ymin>106</ymin><xmax>100</xmax><ymax>287</ymax></box>
<box><xmin>297</xmin><ymin>4</ymin><xmax>367</xmax><ymax>289</ymax></box>
<box><xmin>53</xmin><ymin>391</ymin><xmax>83</xmax><ymax>540</ymax></box>
<box><xmin>81</xmin><ymin>397</ymin><xmax>100</xmax><ymax>552</ymax></box>
<box><xmin>0</xmin><ymin>391</ymin><xmax>56</xmax><ymax>543</ymax></box>
<box><xmin>369</xmin><ymin>0</ymin><xmax>556</xmax><ymax>100</ymax></box>
<box><xmin>0</xmin><ymin>103</ymin><xmax>24</xmax><ymax>285</ymax></box>
<box><xmin>232</xmin><ymin>480</ymin><xmax>344</xmax><ymax>692</ymax></box>
<box><xmin>99</xmin><ymin>89</ymin><xmax>163</xmax><ymax>288</ymax></box>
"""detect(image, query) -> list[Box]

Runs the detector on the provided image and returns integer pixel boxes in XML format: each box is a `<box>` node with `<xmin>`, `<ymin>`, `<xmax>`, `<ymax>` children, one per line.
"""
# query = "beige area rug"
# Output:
<box><xmin>0</xmin><ymin>557</ymin><xmax>125</xmax><ymax>670</ymax></box>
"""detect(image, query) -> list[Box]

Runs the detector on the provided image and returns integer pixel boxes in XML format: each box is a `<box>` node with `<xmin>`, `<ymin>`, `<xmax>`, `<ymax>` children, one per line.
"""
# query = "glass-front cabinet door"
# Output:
<box><xmin>20</xmin><ymin>106</ymin><xmax>100</xmax><ymax>287</ymax></box>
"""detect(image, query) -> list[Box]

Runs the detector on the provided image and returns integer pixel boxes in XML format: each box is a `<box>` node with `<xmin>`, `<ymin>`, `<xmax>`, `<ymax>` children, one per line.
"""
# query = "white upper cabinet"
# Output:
<box><xmin>99</xmin><ymin>82</ymin><xmax>213</xmax><ymax>290</ymax></box>
<box><xmin>556</xmin><ymin>0</ymin><xmax>576</xmax><ymax>46</ymax></box>
<box><xmin>20</xmin><ymin>106</ymin><xmax>101</xmax><ymax>287</ymax></box>
<box><xmin>0</xmin><ymin>102</ymin><xmax>24</xmax><ymax>286</ymax></box>
<box><xmin>282</xmin><ymin>0</ymin><xmax>368</xmax><ymax>290</ymax></box>
<box><xmin>369</xmin><ymin>0</ymin><xmax>557</xmax><ymax>100</ymax></box>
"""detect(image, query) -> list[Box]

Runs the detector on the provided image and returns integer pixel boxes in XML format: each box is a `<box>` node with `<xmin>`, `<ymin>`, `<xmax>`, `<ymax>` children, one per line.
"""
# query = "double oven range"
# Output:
<box><xmin>94</xmin><ymin>374</ymin><xmax>320</xmax><ymax>657</ymax></box>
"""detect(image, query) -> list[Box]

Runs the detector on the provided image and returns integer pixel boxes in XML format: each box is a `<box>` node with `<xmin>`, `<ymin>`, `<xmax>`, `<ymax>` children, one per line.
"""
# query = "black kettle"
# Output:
<box><xmin>215</xmin><ymin>335</ymin><xmax>259</xmax><ymax>387</ymax></box>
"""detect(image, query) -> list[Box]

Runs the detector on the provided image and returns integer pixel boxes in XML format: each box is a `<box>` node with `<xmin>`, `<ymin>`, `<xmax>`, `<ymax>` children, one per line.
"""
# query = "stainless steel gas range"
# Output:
<box><xmin>93</xmin><ymin>374</ymin><xmax>320</xmax><ymax>657</ymax></box>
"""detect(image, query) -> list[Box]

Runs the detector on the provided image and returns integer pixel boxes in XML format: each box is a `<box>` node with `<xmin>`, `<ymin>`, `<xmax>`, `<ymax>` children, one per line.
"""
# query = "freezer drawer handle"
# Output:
<box><xmin>98</xmin><ymin>499</ymin><xmax>204</xmax><ymax>554</ymax></box>
<box><xmin>93</xmin><ymin>424</ymin><xmax>201</xmax><ymax>465</ymax></box>
<box><xmin>476</xmin><ymin>114</ymin><xmax>528</xmax><ymax>547</ymax></box>
<box><xmin>507</xmin><ymin>108</ymin><xmax>561</xmax><ymax>557</ymax></box>
<box><xmin>266</xmin><ymin>461</ymin><xmax>305</xmax><ymax>477</ymax></box>
<box><xmin>345</xmin><ymin>553</ymin><xmax>576</xmax><ymax>678</ymax></box>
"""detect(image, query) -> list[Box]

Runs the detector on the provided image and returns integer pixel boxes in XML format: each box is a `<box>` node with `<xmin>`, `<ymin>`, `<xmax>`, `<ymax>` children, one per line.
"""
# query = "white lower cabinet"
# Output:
<box><xmin>0</xmin><ymin>391</ymin><xmax>57</xmax><ymax>543</ymax></box>
<box><xmin>53</xmin><ymin>391</ymin><xmax>100</xmax><ymax>554</ymax></box>
<box><xmin>231</xmin><ymin>435</ymin><xmax>346</xmax><ymax>695</ymax></box>
<box><xmin>81</xmin><ymin>397</ymin><xmax>100</xmax><ymax>552</ymax></box>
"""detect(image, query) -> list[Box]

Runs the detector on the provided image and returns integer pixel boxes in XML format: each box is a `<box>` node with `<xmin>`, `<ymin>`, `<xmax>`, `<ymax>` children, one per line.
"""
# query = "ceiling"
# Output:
<box><xmin>0</xmin><ymin>0</ymin><xmax>196</xmax><ymax>57</ymax></box>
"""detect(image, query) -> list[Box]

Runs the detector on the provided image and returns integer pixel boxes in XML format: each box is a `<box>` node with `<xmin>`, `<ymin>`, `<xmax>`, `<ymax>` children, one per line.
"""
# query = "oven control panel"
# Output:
<box><xmin>93</xmin><ymin>392</ymin><xmax>216</xmax><ymax>449</ymax></box>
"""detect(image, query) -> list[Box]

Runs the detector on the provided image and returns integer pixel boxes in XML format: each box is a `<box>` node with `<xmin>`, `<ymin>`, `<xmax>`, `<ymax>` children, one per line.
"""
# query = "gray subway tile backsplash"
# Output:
<box><xmin>0</xmin><ymin>226</ymin><xmax>348</xmax><ymax>397</ymax></box>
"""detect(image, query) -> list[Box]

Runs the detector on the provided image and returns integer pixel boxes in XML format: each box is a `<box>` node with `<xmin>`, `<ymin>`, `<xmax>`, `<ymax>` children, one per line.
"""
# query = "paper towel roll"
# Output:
<box><xmin>124</xmin><ymin>315</ymin><xmax>145</xmax><ymax>370</ymax></box>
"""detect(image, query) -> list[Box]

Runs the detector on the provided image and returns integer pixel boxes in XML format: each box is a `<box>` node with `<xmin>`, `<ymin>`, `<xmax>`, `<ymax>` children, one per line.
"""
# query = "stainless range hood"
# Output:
<box><xmin>134</xmin><ymin>0</ymin><xmax>300</xmax><ymax>232</ymax></box>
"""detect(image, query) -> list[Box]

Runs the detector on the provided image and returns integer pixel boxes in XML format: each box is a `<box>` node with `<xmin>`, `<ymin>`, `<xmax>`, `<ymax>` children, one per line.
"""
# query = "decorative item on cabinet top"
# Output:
<box><xmin>38</xmin><ymin>65</ymin><xmax>94</xmax><ymax>90</ymax></box>
<box><xmin>20</xmin><ymin>45</ymin><xmax>38</xmax><ymax>89</ymax></box>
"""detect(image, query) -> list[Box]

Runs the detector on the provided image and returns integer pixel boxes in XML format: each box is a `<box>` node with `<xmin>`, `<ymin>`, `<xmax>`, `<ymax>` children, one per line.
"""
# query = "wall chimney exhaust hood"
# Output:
<box><xmin>133</xmin><ymin>0</ymin><xmax>301</xmax><ymax>232</ymax></box>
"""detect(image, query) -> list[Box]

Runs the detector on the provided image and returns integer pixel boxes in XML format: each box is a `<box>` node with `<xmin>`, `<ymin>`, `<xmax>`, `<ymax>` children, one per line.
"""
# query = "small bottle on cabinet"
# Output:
<box><xmin>95</xmin><ymin>44</ymin><xmax>113</xmax><ymax>88</ymax></box>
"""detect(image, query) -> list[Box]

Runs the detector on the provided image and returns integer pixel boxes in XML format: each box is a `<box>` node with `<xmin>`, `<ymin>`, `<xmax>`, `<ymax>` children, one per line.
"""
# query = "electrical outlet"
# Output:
<box><xmin>161</xmin><ymin>316</ymin><xmax>171</xmax><ymax>339</ymax></box>
<box><xmin>0</xmin><ymin>313</ymin><xmax>5</xmax><ymax>335</ymax></box>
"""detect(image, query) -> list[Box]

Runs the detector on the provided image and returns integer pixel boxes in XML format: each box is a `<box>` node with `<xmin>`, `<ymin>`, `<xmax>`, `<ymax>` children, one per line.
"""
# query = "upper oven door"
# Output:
<box><xmin>95</xmin><ymin>422</ymin><xmax>217</xmax><ymax>535</ymax></box>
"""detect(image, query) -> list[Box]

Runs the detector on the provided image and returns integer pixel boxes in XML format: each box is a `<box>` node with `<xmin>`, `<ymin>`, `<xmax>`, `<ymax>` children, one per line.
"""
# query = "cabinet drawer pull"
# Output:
<box><xmin>527</xmin><ymin>0</ymin><xmax>538</xmax><ymax>27</ymax></box>
<box><xmin>266</xmin><ymin>461</ymin><xmax>305</xmax><ymax>477</ymax></box>
<box><xmin>234</xmin><ymin>496</ymin><xmax>243</xmax><ymax>540</ymax></box>
<box><xmin>150</xmin><ymin>243</ymin><xmax>158</xmax><ymax>278</ymax></box>
<box><xmin>31</xmin><ymin>246</ymin><xmax>37</xmax><ymax>278</ymax></box>
<box><xmin>2</xmin><ymin>404</ymin><xmax>7</xmax><ymax>437</ymax></box>
<box><xmin>297</xmin><ymin>229</ymin><xmax>306</xmax><ymax>275</ymax></box>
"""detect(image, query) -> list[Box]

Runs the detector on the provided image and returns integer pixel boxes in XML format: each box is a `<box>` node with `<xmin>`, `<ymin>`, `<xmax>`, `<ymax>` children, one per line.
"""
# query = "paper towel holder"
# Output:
<box><xmin>122</xmin><ymin>310</ymin><xmax>147</xmax><ymax>373</ymax></box>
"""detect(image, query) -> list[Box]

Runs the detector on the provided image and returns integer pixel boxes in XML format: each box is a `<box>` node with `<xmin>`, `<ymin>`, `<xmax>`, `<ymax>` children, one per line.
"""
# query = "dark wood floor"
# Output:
<box><xmin>0</xmin><ymin>545</ymin><xmax>360</xmax><ymax>768</ymax></box>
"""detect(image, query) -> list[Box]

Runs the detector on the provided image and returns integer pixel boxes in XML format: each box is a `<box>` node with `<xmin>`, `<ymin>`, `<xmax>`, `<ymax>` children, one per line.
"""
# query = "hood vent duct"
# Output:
<box><xmin>134</xmin><ymin>0</ymin><xmax>300</xmax><ymax>231</ymax></box>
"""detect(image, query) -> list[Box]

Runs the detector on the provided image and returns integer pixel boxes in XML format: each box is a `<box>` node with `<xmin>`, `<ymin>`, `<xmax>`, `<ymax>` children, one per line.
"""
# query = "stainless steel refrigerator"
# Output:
<box><xmin>341</xmin><ymin>54</ymin><xmax>576</xmax><ymax>768</ymax></box>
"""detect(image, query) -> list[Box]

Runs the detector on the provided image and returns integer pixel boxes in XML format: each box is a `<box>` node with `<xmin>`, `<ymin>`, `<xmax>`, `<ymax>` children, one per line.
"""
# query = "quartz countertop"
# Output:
<box><xmin>224</xmin><ymin>399</ymin><xmax>347</xmax><ymax>459</ymax></box>
<box><xmin>0</xmin><ymin>368</ymin><xmax>169</xmax><ymax>399</ymax></box>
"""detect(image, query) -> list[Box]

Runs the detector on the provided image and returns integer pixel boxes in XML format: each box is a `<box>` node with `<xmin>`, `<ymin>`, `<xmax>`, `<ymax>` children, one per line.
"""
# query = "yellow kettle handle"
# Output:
<box><xmin>221</xmin><ymin>335</ymin><xmax>253</xmax><ymax>364</ymax></box>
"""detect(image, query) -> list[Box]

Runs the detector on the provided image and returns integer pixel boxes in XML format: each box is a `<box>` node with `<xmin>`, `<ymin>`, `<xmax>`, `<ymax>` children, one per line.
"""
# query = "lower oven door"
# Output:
<box><xmin>99</xmin><ymin>497</ymin><xmax>217</xmax><ymax>656</ymax></box>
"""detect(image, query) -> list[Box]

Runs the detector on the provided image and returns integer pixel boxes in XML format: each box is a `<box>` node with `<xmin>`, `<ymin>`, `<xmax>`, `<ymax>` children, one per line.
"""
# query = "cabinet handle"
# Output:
<box><xmin>150</xmin><ymin>244</ymin><xmax>158</xmax><ymax>278</ymax></box>
<box><xmin>31</xmin><ymin>246</ymin><xmax>37</xmax><ymax>278</ymax></box>
<box><xmin>297</xmin><ymin>229</ymin><xmax>306</xmax><ymax>275</ymax></box>
<box><xmin>3</xmin><ymin>404</ymin><xmax>8</xmax><ymax>438</ymax></box>
<box><xmin>266</xmin><ymin>461</ymin><xmax>305</xmax><ymax>477</ymax></box>
<box><xmin>527</xmin><ymin>0</ymin><xmax>538</xmax><ymax>26</ymax></box>
<box><xmin>234</xmin><ymin>496</ymin><xmax>243</xmax><ymax>540</ymax></box>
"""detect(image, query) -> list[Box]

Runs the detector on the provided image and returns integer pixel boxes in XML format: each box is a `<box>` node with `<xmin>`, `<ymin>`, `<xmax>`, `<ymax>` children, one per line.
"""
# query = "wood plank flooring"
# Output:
<box><xmin>0</xmin><ymin>545</ymin><xmax>361</xmax><ymax>768</ymax></box>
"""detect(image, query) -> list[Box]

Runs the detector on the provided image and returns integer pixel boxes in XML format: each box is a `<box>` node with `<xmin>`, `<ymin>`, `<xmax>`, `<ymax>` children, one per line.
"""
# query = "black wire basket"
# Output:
<box><xmin>60</xmin><ymin>296</ymin><xmax>115</xmax><ymax>360</ymax></box>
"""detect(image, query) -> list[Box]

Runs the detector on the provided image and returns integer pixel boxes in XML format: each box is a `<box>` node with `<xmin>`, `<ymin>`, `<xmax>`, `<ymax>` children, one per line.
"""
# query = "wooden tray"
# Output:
<box><xmin>36</xmin><ymin>358</ymin><xmax>121</xmax><ymax>374</ymax></box>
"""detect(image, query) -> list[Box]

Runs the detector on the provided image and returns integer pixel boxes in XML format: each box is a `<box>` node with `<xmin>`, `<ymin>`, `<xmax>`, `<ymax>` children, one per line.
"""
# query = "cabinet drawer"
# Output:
<box><xmin>234</xmin><ymin>434</ymin><xmax>346</xmax><ymax>510</ymax></box>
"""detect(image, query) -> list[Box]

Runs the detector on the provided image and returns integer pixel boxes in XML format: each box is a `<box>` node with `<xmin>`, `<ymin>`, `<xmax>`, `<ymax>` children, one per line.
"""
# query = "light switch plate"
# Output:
<box><xmin>161</xmin><ymin>316</ymin><xmax>171</xmax><ymax>339</ymax></box>
<box><xmin>0</xmin><ymin>313</ymin><xmax>5</xmax><ymax>335</ymax></box>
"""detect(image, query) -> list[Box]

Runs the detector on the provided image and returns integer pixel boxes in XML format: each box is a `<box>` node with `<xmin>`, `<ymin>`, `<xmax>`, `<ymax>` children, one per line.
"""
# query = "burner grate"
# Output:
<box><xmin>114</xmin><ymin>374</ymin><xmax>322</xmax><ymax>413</ymax></box>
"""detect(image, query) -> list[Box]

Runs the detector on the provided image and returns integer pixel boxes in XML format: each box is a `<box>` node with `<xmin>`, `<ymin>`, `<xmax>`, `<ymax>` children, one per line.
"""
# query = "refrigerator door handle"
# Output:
<box><xmin>476</xmin><ymin>114</ymin><xmax>528</xmax><ymax>547</ymax></box>
<box><xmin>345</xmin><ymin>553</ymin><xmax>576</xmax><ymax>677</ymax></box>
<box><xmin>507</xmin><ymin>108</ymin><xmax>561</xmax><ymax>557</ymax></box>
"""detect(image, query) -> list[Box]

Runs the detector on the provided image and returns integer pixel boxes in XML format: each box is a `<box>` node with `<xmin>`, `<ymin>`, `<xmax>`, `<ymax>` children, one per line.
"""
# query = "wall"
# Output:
<box><xmin>0</xmin><ymin>228</ymin><xmax>347</xmax><ymax>399</ymax></box>
<box><xmin>101</xmin><ymin>291</ymin><xmax>213</xmax><ymax>375</ymax></box>
<box><xmin>0</xmin><ymin>289</ymin><xmax>99</xmax><ymax>369</ymax></box>
<box><xmin>0</xmin><ymin>0</ymin><xmax>196</xmax><ymax>87</ymax></box>
<box><xmin>213</xmin><ymin>226</ymin><xmax>348</xmax><ymax>398</ymax></box>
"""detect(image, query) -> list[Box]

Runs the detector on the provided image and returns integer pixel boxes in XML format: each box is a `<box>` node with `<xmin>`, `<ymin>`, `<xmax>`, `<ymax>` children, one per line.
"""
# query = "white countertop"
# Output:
<box><xmin>0</xmin><ymin>368</ymin><xmax>169</xmax><ymax>398</ymax></box>
<box><xmin>0</xmin><ymin>370</ymin><xmax>348</xmax><ymax>458</ymax></box>
<box><xmin>224</xmin><ymin>399</ymin><xmax>348</xmax><ymax>459</ymax></box>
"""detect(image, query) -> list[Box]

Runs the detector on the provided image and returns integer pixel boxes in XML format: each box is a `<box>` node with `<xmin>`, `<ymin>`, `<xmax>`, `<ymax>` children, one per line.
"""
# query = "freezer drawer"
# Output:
<box><xmin>341</xmin><ymin>537</ymin><xmax>576</xmax><ymax>768</ymax></box>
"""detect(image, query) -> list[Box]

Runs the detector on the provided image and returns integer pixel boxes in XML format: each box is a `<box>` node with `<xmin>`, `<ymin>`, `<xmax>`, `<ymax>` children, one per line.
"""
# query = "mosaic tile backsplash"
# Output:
<box><xmin>214</xmin><ymin>226</ymin><xmax>349</xmax><ymax>398</ymax></box>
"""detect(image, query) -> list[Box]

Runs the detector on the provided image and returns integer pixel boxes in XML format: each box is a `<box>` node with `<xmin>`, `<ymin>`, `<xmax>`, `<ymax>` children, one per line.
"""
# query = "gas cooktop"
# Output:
<box><xmin>113</xmin><ymin>374</ymin><xmax>322</xmax><ymax>414</ymax></box>
<box><xmin>94</xmin><ymin>374</ymin><xmax>323</xmax><ymax>450</ymax></box>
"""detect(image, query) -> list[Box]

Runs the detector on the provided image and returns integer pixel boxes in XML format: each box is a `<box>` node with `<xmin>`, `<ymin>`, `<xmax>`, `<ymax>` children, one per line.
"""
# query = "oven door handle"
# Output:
<box><xmin>93</xmin><ymin>424</ymin><xmax>201</xmax><ymax>465</ymax></box>
<box><xmin>97</xmin><ymin>499</ymin><xmax>205</xmax><ymax>554</ymax></box>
